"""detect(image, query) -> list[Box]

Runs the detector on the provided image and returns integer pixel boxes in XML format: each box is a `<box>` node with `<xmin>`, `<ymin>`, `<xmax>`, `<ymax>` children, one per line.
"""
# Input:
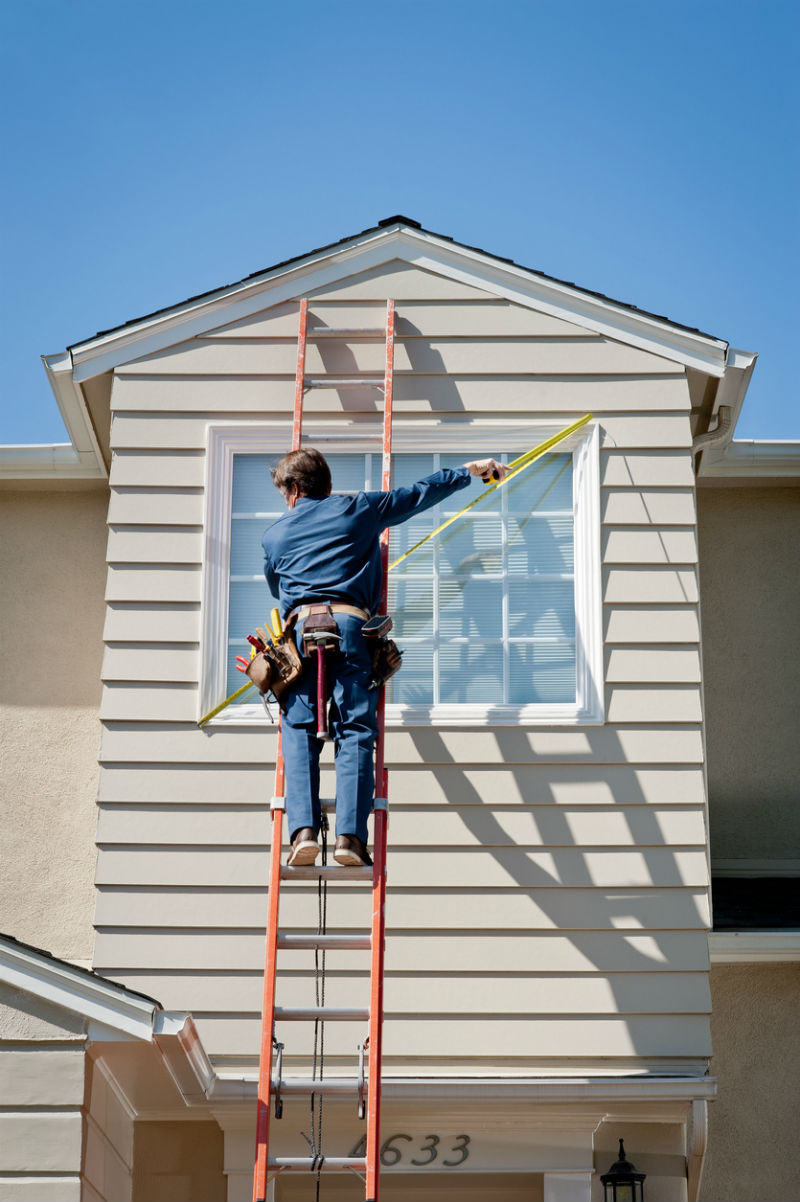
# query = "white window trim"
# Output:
<box><xmin>200</xmin><ymin>419</ymin><xmax>603</xmax><ymax>726</ymax></box>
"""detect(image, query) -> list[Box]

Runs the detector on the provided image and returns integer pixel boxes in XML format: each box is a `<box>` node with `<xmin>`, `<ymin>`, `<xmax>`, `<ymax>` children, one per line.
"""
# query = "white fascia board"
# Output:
<box><xmin>0</xmin><ymin>939</ymin><xmax>156</xmax><ymax>1039</ymax></box>
<box><xmin>0</xmin><ymin>444</ymin><xmax>99</xmax><ymax>479</ymax></box>
<box><xmin>209</xmin><ymin>1073</ymin><xmax>716</xmax><ymax>1107</ymax></box>
<box><xmin>68</xmin><ymin>228</ymin><xmax>398</xmax><ymax>381</ymax></box>
<box><xmin>395</xmin><ymin>228</ymin><xmax>728</xmax><ymax>376</ymax></box>
<box><xmin>709</xmin><ymin>931</ymin><xmax>800</xmax><ymax>962</ymax></box>
<box><xmin>41</xmin><ymin>352</ymin><xmax>107</xmax><ymax>477</ymax></box>
<box><xmin>67</xmin><ymin>225</ymin><xmax>728</xmax><ymax>382</ymax></box>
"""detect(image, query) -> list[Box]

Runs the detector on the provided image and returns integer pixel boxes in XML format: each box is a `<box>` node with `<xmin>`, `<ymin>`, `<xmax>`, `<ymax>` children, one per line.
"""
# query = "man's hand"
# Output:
<box><xmin>463</xmin><ymin>458</ymin><xmax>509</xmax><ymax>483</ymax></box>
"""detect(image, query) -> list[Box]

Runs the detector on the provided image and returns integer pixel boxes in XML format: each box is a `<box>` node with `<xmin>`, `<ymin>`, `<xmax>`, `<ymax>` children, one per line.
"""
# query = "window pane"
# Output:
<box><xmin>388</xmin><ymin>516</ymin><xmax>435</xmax><ymax>572</ymax></box>
<box><xmin>389</xmin><ymin>453</ymin><xmax>435</xmax><ymax>488</ymax></box>
<box><xmin>439</xmin><ymin>579</ymin><xmax>503</xmax><ymax>639</ymax></box>
<box><xmin>505</xmin><ymin>452</ymin><xmax>573</xmax><ymax>513</ymax></box>
<box><xmin>232</xmin><ymin>454</ymin><xmax>273</xmax><ymax>512</ymax></box>
<box><xmin>507</xmin><ymin>514</ymin><xmax>574</xmax><ymax>575</ymax></box>
<box><xmin>509</xmin><ymin>581</ymin><xmax>576</xmax><ymax>638</ymax></box>
<box><xmin>509</xmin><ymin>643</ymin><xmax>576</xmax><ymax>703</ymax></box>
<box><xmin>440</xmin><ymin>643</ymin><xmax>504</xmax><ymax>704</ymax></box>
<box><xmin>438</xmin><ymin>516</ymin><xmax>504</xmax><ymax>575</ymax></box>
<box><xmin>330</xmin><ymin>454</ymin><xmax>368</xmax><ymax>494</ymax></box>
<box><xmin>230</xmin><ymin>518</ymin><xmax>270</xmax><ymax>575</ymax></box>
<box><xmin>387</xmin><ymin>642</ymin><xmax>433</xmax><ymax>704</ymax></box>
<box><xmin>388</xmin><ymin>577</ymin><xmax>435</xmax><ymax>638</ymax></box>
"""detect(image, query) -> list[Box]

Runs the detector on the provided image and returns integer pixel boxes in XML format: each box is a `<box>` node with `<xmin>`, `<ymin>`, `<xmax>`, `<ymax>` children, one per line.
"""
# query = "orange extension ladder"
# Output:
<box><xmin>252</xmin><ymin>298</ymin><xmax>395</xmax><ymax>1202</ymax></box>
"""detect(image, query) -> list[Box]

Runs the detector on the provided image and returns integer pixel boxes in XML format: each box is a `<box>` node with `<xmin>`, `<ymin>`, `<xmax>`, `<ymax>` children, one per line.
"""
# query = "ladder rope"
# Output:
<box><xmin>311</xmin><ymin>813</ymin><xmax>329</xmax><ymax>1200</ymax></box>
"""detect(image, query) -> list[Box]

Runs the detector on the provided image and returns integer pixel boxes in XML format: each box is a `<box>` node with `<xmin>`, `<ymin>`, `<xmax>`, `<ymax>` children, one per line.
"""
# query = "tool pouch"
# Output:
<box><xmin>245</xmin><ymin>638</ymin><xmax>303</xmax><ymax>712</ymax></box>
<box><xmin>367</xmin><ymin>637</ymin><xmax>403</xmax><ymax>691</ymax></box>
<box><xmin>300</xmin><ymin>604</ymin><xmax>342</xmax><ymax>659</ymax></box>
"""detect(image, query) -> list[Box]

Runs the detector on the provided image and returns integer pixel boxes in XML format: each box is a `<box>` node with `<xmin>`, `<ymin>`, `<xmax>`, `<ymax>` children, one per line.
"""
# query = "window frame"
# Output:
<box><xmin>200</xmin><ymin>419</ymin><xmax>603</xmax><ymax>726</ymax></box>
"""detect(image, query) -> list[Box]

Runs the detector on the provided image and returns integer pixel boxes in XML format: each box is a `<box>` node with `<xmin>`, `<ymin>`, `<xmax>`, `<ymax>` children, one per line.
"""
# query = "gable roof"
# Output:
<box><xmin>78</xmin><ymin>214</ymin><xmax>721</xmax><ymax>348</ymax></box>
<box><xmin>60</xmin><ymin>214</ymin><xmax>733</xmax><ymax>382</ymax></box>
<box><xmin>28</xmin><ymin>215</ymin><xmax>759</xmax><ymax>482</ymax></box>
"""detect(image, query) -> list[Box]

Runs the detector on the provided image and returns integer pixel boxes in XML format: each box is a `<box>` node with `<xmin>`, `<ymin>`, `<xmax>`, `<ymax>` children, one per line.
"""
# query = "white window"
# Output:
<box><xmin>200</xmin><ymin>422</ymin><xmax>602</xmax><ymax>725</ymax></box>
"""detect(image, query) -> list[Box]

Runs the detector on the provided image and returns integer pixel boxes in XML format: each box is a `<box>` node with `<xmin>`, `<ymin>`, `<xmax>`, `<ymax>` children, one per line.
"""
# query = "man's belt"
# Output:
<box><xmin>288</xmin><ymin>602</ymin><xmax>370</xmax><ymax>625</ymax></box>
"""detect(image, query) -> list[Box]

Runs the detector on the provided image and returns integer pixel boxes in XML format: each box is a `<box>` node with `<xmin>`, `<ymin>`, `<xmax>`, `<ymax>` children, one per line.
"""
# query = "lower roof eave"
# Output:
<box><xmin>207</xmin><ymin>1072</ymin><xmax>716</xmax><ymax>1108</ymax></box>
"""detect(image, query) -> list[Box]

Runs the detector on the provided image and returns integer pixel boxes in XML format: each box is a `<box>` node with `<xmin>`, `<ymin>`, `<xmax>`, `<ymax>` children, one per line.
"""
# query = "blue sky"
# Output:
<box><xmin>1</xmin><ymin>0</ymin><xmax>797</xmax><ymax>443</ymax></box>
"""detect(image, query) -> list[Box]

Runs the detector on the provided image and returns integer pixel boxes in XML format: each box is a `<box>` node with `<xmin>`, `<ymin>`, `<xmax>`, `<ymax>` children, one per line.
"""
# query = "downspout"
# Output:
<box><xmin>692</xmin><ymin>404</ymin><xmax>734</xmax><ymax>467</ymax></box>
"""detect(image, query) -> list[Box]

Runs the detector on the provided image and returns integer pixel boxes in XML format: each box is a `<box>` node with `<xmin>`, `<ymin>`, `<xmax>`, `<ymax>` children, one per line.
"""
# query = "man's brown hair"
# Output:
<box><xmin>271</xmin><ymin>448</ymin><xmax>332</xmax><ymax>498</ymax></box>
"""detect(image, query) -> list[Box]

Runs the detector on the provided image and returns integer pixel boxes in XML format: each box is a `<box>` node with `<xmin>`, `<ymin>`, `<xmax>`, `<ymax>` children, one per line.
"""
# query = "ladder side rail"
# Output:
<box><xmin>253</xmin><ymin>299</ymin><xmax>307</xmax><ymax>1202</ymax></box>
<box><xmin>252</xmin><ymin>761</ymin><xmax>286</xmax><ymax>1202</ymax></box>
<box><xmin>365</xmin><ymin>298</ymin><xmax>395</xmax><ymax>1201</ymax></box>
<box><xmin>292</xmin><ymin>298</ymin><xmax>308</xmax><ymax>450</ymax></box>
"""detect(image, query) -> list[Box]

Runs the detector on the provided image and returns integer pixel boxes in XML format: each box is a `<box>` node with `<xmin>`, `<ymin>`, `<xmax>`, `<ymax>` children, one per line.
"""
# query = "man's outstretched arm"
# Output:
<box><xmin>368</xmin><ymin>458</ymin><xmax>510</xmax><ymax>529</ymax></box>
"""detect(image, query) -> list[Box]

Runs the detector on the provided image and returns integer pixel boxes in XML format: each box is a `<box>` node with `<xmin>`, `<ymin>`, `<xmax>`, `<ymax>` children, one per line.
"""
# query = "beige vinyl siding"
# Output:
<box><xmin>0</xmin><ymin>1046</ymin><xmax>85</xmax><ymax>1200</ymax></box>
<box><xmin>97</xmin><ymin>763</ymin><xmax>707</xmax><ymax>805</ymax></box>
<box><xmin>94</xmin><ymin>886</ymin><xmax>712</xmax><ymax>930</ymax></box>
<box><xmin>98</xmin><ymin>682</ymin><xmax>703</xmax><ymax>723</ymax></box>
<box><xmin>109</xmin><ymin>411</ymin><xmax>692</xmax><ymax>448</ymax></box>
<box><xmin>93</xmin><ymin>268</ymin><xmax>709</xmax><ymax>1076</ymax></box>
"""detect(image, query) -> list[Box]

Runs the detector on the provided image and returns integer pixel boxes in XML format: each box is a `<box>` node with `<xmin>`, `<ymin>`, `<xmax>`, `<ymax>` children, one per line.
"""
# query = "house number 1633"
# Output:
<box><xmin>348</xmin><ymin>1133</ymin><xmax>471</xmax><ymax>1167</ymax></box>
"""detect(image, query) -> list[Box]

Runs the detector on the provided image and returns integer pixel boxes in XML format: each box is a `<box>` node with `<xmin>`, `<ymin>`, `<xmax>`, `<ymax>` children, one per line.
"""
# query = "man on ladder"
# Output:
<box><xmin>263</xmin><ymin>445</ymin><xmax>508</xmax><ymax>868</ymax></box>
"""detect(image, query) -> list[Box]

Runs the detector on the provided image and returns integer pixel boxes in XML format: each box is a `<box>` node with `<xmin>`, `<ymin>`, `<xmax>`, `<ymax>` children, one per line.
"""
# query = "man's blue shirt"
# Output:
<box><xmin>262</xmin><ymin>466</ymin><xmax>471</xmax><ymax>617</ymax></box>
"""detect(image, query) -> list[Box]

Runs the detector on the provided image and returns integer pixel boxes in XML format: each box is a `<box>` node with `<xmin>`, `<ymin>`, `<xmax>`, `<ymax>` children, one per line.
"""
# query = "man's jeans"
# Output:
<box><xmin>281</xmin><ymin>613</ymin><xmax>378</xmax><ymax>845</ymax></box>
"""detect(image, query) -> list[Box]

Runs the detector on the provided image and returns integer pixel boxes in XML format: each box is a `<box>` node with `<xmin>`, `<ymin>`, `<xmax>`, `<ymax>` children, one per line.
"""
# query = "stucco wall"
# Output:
<box><xmin>697</xmin><ymin>486</ymin><xmax>800</xmax><ymax>863</ymax></box>
<box><xmin>702</xmin><ymin>963</ymin><xmax>800</xmax><ymax>1202</ymax></box>
<box><xmin>0</xmin><ymin>489</ymin><xmax>107</xmax><ymax>962</ymax></box>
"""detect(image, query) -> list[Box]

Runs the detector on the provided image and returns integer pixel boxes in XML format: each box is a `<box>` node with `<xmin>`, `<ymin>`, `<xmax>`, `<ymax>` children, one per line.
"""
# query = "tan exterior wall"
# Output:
<box><xmin>701</xmin><ymin>963</ymin><xmax>800</xmax><ymax>1202</ymax></box>
<box><xmin>130</xmin><ymin>1121</ymin><xmax>225</xmax><ymax>1202</ymax></box>
<box><xmin>697</xmin><ymin>486</ymin><xmax>800</xmax><ymax>864</ymax></box>
<box><xmin>0</xmin><ymin>490</ymin><xmax>107</xmax><ymax>963</ymax></box>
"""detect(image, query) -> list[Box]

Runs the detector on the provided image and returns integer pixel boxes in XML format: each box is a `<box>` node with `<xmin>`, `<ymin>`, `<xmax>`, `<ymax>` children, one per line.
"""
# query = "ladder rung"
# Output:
<box><xmin>269</xmin><ymin>1157</ymin><xmax>367</xmax><ymax>1172</ymax></box>
<box><xmin>304</xmin><ymin>376</ymin><xmax>384</xmax><ymax>388</ymax></box>
<box><xmin>308</xmin><ymin>328</ymin><xmax>384</xmax><ymax>338</ymax></box>
<box><xmin>277</xmin><ymin>934</ymin><xmax>371</xmax><ymax>950</ymax></box>
<box><xmin>280</xmin><ymin>865</ymin><xmax>373</xmax><ymax>881</ymax></box>
<box><xmin>275</xmin><ymin>1077</ymin><xmax>360</xmax><ymax>1097</ymax></box>
<box><xmin>274</xmin><ymin>1006</ymin><xmax>369</xmax><ymax>1022</ymax></box>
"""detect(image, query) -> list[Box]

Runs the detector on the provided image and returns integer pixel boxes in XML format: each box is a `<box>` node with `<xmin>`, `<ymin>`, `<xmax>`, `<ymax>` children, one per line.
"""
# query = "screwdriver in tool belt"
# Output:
<box><xmin>270</xmin><ymin>608</ymin><xmax>284</xmax><ymax>643</ymax></box>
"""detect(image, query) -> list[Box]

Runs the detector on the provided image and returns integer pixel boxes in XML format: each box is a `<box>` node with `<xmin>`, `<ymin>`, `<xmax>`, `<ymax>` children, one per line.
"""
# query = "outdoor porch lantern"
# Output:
<box><xmin>600</xmin><ymin>1138</ymin><xmax>646</xmax><ymax>1202</ymax></box>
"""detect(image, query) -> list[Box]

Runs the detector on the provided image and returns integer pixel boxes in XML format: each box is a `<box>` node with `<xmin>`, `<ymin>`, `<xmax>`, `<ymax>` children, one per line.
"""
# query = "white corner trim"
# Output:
<box><xmin>0</xmin><ymin>939</ymin><xmax>156</xmax><ymax>1039</ymax></box>
<box><xmin>709</xmin><ymin>931</ymin><xmax>800</xmax><ymax>962</ymax></box>
<box><xmin>65</xmin><ymin>226</ymin><xmax>729</xmax><ymax>382</ymax></box>
<box><xmin>687</xmin><ymin>1098</ymin><xmax>708</xmax><ymax>1202</ymax></box>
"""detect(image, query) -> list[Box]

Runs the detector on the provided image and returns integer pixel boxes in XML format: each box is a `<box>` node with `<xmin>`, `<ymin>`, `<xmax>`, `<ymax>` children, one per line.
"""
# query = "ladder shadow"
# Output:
<box><xmin>397</xmin><ymin>718</ymin><xmax>710</xmax><ymax>1065</ymax></box>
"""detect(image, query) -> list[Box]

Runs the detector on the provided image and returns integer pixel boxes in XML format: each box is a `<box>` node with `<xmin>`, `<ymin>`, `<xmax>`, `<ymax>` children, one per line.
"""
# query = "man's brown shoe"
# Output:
<box><xmin>287</xmin><ymin>827</ymin><xmax>319</xmax><ymax>866</ymax></box>
<box><xmin>333</xmin><ymin>834</ymin><xmax>372</xmax><ymax>868</ymax></box>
